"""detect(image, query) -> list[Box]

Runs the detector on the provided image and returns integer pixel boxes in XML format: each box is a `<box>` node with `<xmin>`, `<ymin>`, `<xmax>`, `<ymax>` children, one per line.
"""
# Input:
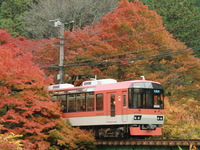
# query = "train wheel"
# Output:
<box><xmin>99</xmin><ymin>130</ymin><xmax>105</xmax><ymax>138</ymax></box>
<box><xmin>94</xmin><ymin>128</ymin><xmax>100</xmax><ymax>139</ymax></box>
<box><xmin>117</xmin><ymin>130</ymin><xmax>124</xmax><ymax>138</ymax></box>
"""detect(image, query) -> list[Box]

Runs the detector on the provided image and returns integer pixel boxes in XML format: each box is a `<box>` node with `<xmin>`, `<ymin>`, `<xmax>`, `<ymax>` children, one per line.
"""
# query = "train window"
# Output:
<box><xmin>153</xmin><ymin>93</ymin><xmax>164</xmax><ymax>109</ymax></box>
<box><xmin>134</xmin><ymin>92</ymin><xmax>142</xmax><ymax>108</ymax></box>
<box><xmin>154</xmin><ymin>95</ymin><xmax>159</xmax><ymax>105</ymax></box>
<box><xmin>67</xmin><ymin>94</ymin><xmax>76</xmax><ymax>112</ymax></box>
<box><xmin>57</xmin><ymin>95</ymin><xmax>67</xmax><ymax>112</ymax></box>
<box><xmin>128</xmin><ymin>89</ymin><xmax>133</xmax><ymax>108</ymax></box>
<box><xmin>123</xmin><ymin>94</ymin><xmax>126</xmax><ymax>107</ymax></box>
<box><xmin>57</xmin><ymin>95</ymin><xmax>66</xmax><ymax>101</ymax></box>
<box><xmin>51</xmin><ymin>96</ymin><xmax>57</xmax><ymax>101</ymax></box>
<box><xmin>128</xmin><ymin>88</ymin><xmax>143</xmax><ymax>108</ymax></box>
<box><xmin>146</xmin><ymin>90</ymin><xmax>153</xmax><ymax>108</ymax></box>
<box><xmin>96</xmin><ymin>94</ymin><xmax>103</xmax><ymax>111</ymax></box>
<box><xmin>134</xmin><ymin>88</ymin><xmax>142</xmax><ymax>93</ymax></box>
<box><xmin>77</xmin><ymin>93</ymin><xmax>86</xmax><ymax>112</ymax></box>
<box><xmin>160</xmin><ymin>94</ymin><xmax>164</xmax><ymax>108</ymax></box>
<box><xmin>110</xmin><ymin>94</ymin><xmax>115</xmax><ymax>117</ymax></box>
<box><xmin>129</xmin><ymin>88</ymin><xmax>164</xmax><ymax>109</ymax></box>
<box><xmin>130</xmin><ymin>82</ymin><xmax>163</xmax><ymax>89</ymax></box>
<box><xmin>65</xmin><ymin>92</ymin><xmax>95</xmax><ymax>112</ymax></box>
<box><xmin>86</xmin><ymin>93</ymin><xmax>94</xmax><ymax>111</ymax></box>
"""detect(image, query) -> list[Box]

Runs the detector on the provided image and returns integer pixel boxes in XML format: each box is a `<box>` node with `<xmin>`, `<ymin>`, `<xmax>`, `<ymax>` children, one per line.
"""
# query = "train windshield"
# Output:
<box><xmin>128</xmin><ymin>83</ymin><xmax>164</xmax><ymax>109</ymax></box>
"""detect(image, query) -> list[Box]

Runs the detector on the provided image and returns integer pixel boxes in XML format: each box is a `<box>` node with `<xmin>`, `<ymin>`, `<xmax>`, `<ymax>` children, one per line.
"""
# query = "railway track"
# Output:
<box><xmin>96</xmin><ymin>139</ymin><xmax>200</xmax><ymax>146</ymax></box>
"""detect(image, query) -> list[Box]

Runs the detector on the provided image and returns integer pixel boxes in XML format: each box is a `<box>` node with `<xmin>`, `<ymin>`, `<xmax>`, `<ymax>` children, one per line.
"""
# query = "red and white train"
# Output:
<box><xmin>48</xmin><ymin>78</ymin><xmax>164</xmax><ymax>138</ymax></box>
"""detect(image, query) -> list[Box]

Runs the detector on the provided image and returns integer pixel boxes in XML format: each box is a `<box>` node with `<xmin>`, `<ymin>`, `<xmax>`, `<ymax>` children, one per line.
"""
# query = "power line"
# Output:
<box><xmin>43</xmin><ymin>18</ymin><xmax>200</xmax><ymax>72</ymax></box>
<box><xmin>61</xmin><ymin>37</ymin><xmax>200</xmax><ymax>64</ymax></box>
<box><xmin>49</xmin><ymin>18</ymin><xmax>200</xmax><ymax>68</ymax></box>
<box><xmin>41</xmin><ymin>47</ymin><xmax>200</xmax><ymax>69</ymax></box>
<box><xmin>52</xmin><ymin>19</ymin><xmax>200</xmax><ymax>47</ymax></box>
<box><xmin>99</xmin><ymin>46</ymin><xmax>164</xmax><ymax>59</ymax></box>
<box><xmin>95</xmin><ymin>47</ymin><xmax>199</xmax><ymax>65</ymax></box>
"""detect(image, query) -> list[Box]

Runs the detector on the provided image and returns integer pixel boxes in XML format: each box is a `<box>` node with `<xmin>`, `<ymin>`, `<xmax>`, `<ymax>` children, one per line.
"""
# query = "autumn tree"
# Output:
<box><xmin>51</xmin><ymin>0</ymin><xmax>200</xmax><ymax>101</ymax></box>
<box><xmin>0</xmin><ymin>30</ymin><xmax>95</xmax><ymax>149</ymax></box>
<box><xmin>162</xmin><ymin>98</ymin><xmax>200</xmax><ymax>139</ymax></box>
<box><xmin>5</xmin><ymin>0</ymin><xmax>198</xmax><ymax>139</ymax></box>
<box><xmin>0</xmin><ymin>131</ymin><xmax>23</xmax><ymax>150</ymax></box>
<box><xmin>39</xmin><ymin>0</ymin><xmax>200</xmax><ymax>139</ymax></box>
<box><xmin>0</xmin><ymin>29</ymin><xmax>56</xmax><ymax>76</ymax></box>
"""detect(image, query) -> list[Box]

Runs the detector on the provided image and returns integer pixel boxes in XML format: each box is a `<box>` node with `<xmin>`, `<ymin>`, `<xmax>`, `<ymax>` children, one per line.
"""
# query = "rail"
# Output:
<box><xmin>96</xmin><ymin>139</ymin><xmax>200</xmax><ymax>146</ymax></box>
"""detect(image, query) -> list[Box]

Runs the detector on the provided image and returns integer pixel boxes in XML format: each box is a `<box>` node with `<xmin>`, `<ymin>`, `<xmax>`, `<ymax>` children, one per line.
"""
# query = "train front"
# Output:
<box><xmin>128</xmin><ymin>81</ymin><xmax>164</xmax><ymax>136</ymax></box>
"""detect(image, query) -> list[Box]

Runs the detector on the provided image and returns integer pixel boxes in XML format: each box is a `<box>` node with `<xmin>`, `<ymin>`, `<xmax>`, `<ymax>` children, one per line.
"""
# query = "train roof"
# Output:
<box><xmin>48</xmin><ymin>79</ymin><xmax>162</xmax><ymax>93</ymax></box>
<box><xmin>95</xmin><ymin>80</ymin><xmax>162</xmax><ymax>91</ymax></box>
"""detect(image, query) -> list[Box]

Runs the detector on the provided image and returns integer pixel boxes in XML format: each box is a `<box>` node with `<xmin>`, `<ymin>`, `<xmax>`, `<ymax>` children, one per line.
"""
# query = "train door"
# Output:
<box><xmin>107</xmin><ymin>92</ymin><xmax>117</xmax><ymax>122</ymax></box>
<box><xmin>122</xmin><ymin>91</ymin><xmax>128</xmax><ymax>122</ymax></box>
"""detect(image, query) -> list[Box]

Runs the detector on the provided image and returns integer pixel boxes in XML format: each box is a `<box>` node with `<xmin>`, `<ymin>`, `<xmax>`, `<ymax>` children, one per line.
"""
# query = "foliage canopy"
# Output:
<box><xmin>40</xmin><ymin>0</ymin><xmax>200</xmax><ymax>138</ymax></box>
<box><xmin>0</xmin><ymin>0</ymin><xmax>200</xmax><ymax>141</ymax></box>
<box><xmin>47</xmin><ymin>0</ymin><xmax>200</xmax><ymax>102</ymax></box>
<box><xmin>0</xmin><ymin>30</ymin><xmax>95</xmax><ymax>149</ymax></box>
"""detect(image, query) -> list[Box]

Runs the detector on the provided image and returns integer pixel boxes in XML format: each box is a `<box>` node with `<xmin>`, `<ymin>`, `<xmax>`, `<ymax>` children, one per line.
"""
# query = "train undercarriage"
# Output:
<box><xmin>81</xmin><ymin>125</ymin><xmax>129</xmax><ymax>138</ymax></box>
<box><xmin>80</xmin><ymin>124</ymin><xmax>160</xmax><ymax>139</ymax></box>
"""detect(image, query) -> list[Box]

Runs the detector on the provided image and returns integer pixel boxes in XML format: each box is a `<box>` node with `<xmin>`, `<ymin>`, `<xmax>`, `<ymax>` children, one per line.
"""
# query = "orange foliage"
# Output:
<box><xmin>31</xmin><ymin>0</ymin><xmax>200</xmax><ymax>104</ymax></box>
<box><xmin>0</xmin><ymin>132</ymin><xmax>23</xmax><ymax>150</ymax></box>
<box><xmin>0</xmin><ymin>30</ymin><xmax>95</xmax><ymax>149</ymax></box>
<box><xmin>49</xmin><ymin>0</ymin><xmax>200</xmax><ymax>139</ymax></box>
<box><xmin>163</xmin><ymin>97</ymin><xmax>200</xmax><ymax>139</ymax></box>
<box><xmin>54</xmin><ymin>0</ymin><xmax>196</xmax><ymax>83</ymax></box>
<box><xmin>1</xmin><ymin>0</ymin><xmax>200</xmax><ymax>141</ymax></box>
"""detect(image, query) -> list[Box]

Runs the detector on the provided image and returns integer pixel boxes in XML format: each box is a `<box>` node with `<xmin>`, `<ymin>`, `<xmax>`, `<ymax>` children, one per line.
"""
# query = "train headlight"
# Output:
<box><xmin>134</xmin><ymin>115</ymin><xmax>142</xmax><ymax>120</ymax></box>
<box><xmin>157</xmin><ymin>116</ymin><xmax>163</xmax><ymax>121</ymax></box>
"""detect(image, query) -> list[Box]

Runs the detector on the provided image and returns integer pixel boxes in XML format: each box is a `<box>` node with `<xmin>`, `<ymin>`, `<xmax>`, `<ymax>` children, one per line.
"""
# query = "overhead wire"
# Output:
<box><xmin>57</xmin><ymin>37</ymin><xmax>200</xmax><ymax>65</ymax></box>
<box><xmin>40</xmin><ymin>46</ymin><xmax>200</xmax><ymax>69</ymax></box>
<box><xmin>53</xmin><ymin>19</ymin><xmax>200</xmax><ymax>47</ymax></box>
<box><xmin>42</xmin><ymin>19</ymin><xmax>200</xmax><ymax>69</ymax></box>
<box><xmin>50</xmin><ymin>19</ymin><xmax>200</xmax><ymax>64</ymax></box>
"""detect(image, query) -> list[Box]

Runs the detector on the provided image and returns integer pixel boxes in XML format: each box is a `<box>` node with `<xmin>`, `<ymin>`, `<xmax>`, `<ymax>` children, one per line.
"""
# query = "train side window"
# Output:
<box><xmin>86</xmin><ymin>93</ymin><xmax>94</xmax><ymax>111</ymax></box>
<box><xmin>134</xmin><ymin>93</ymin><xmax>142</xmax><ymax>108</ymax></box>
<box><xmin>160</xmin><ymin>94</ymin><xmax>164</xmax><ymax>109</ymax></box>
<box><xmin>67</xmin><ymin>94</ymin><xmax>76</xmax><ymax>112</ymax></box>
<box><xmin>153</xmin><ymin>93</ymin><xmax>164</xmax><ymax>109</ymax></box>
<box><xmin>129</xmin><ymin>88</ymin><xmax>143</xmax><ymax>108</ymax></box>
<box><xmin>76</xmin><ymin>93</ymin><xmax>86</xmax><ymax>112</ymax></box>
<box><xmin>51</xmin><ymin>96</ymin><xmax>57</xmax><ymax>101</ymax></box>
<box><xmin>57</xmin><ymin>95</ymin><xmax>67</xmax><ymax>112</ymax></box>
<box><xmin>110</xmin><ymin>94</ymin><xmax>116</xmax><ymax>117</ymax></box>
<box><xmin>142</xmin><ymin>94</ymin><xmax>146</xmax><ymax>107</ymax></box>
<box><xmin>146</xmin><ymin>90</ymin><xmax>153</xmax><ymax>108</ymax></box>
<box><xmin>96</xmin><ymin>94</ymin><xmax>103</xmax><ymax>111</ymax></box>
<box><xmin>128</xmin><ymin>89</ymin><xmax>133</xmax><ymax>108</ymax></box>
<box><xmin>154</xmin><ymin>95</ymin><xmax>159</xmax><ymax>105</ymax></box>
<box><xmin>123</xmin><ymin>94</ymin><xmax>126</xmax><ymax>107</ymax></box>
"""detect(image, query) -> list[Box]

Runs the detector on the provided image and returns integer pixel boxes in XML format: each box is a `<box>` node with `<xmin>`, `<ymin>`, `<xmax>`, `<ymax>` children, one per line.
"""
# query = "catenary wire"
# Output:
<box><xmin>53</xmin><ymin>19</ymin><xmax>200</xmax><ymax>47</ymax></box>
<box><xmin>40</xmin><ymin>46</ymin><xmax>200</xmax><ymax>69</ymax></box>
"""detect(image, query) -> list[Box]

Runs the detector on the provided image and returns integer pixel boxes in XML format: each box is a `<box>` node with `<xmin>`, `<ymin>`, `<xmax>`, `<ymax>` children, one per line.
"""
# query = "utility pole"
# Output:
<box><xmin>49</xmin><ymin>19</ymin><xmax>74</xmax><ymax>84</ymax></box>
<box><xmin>59</xmin><ymin>22</ymin><xmax>65</xmax><ymax>84</ymax></box>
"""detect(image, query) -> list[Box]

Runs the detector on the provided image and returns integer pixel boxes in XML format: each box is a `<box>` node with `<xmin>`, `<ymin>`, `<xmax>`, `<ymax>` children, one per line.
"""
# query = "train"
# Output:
<box><xmin>48</xmin><ymin>77</ymin><xmax>164</xmax><ymax>138</ymax></box>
